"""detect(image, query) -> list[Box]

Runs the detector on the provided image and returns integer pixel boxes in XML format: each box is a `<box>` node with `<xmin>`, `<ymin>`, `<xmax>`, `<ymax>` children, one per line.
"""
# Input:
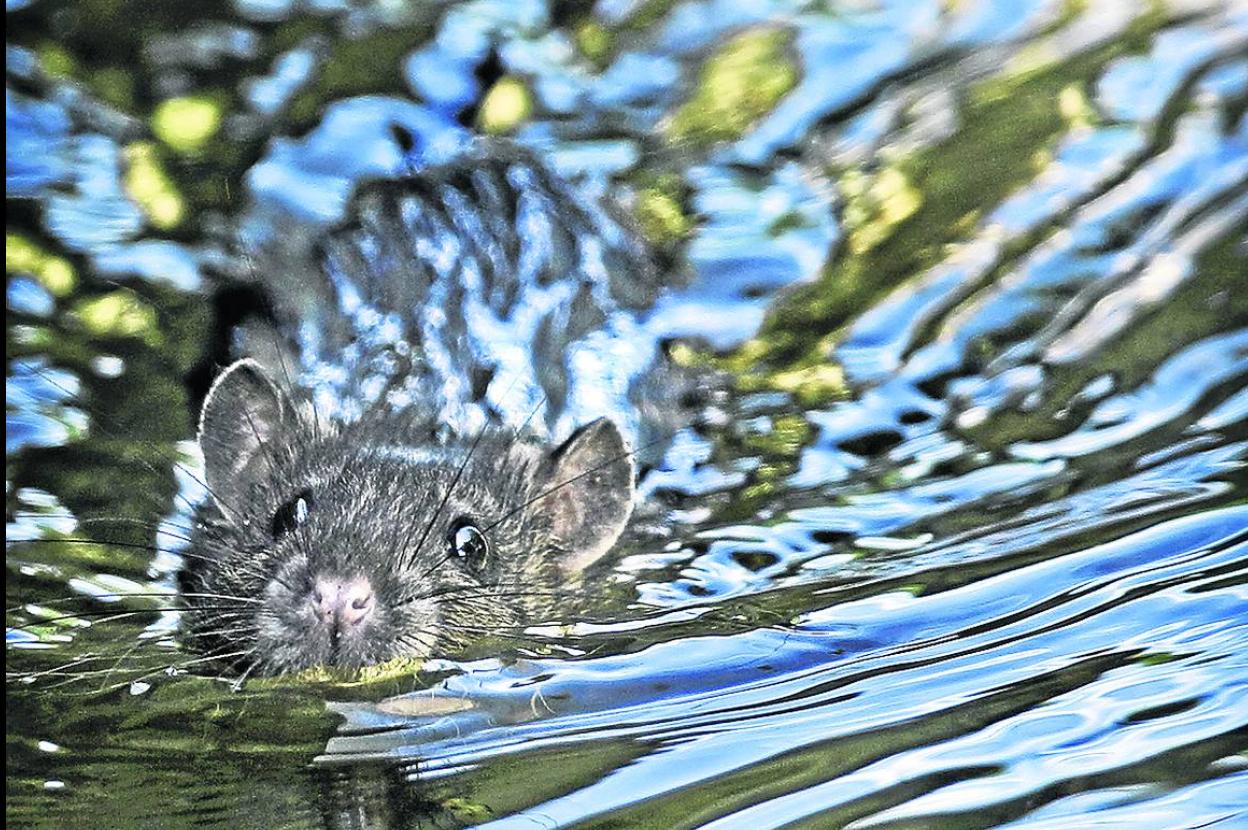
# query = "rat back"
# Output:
<box><xmin>232</xmin><ymin>141</ymin><xmax>688</xmax><ymax>454</ymax></box>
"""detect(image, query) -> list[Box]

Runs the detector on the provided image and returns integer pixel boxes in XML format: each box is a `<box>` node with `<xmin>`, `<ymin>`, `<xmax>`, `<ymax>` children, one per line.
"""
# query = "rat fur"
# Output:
<box><xmin>179</xmin><ymin>359</ymin><xmax>634</xmax><ymax>675</ymax></box>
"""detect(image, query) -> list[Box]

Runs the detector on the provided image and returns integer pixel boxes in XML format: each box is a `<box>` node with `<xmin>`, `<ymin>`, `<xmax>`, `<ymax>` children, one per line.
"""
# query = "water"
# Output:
<box><xmin>7</xmin><ymin>0</ymin><xmax>1248</xmax><ymax>828</ymax></box>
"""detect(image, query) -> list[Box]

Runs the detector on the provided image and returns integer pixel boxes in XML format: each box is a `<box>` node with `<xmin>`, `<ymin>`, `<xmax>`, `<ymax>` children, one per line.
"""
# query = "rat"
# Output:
<box><xmin>177</xmin><ymin>140</ymin><xmax>669</xmax><ymax>675</ymax></box>
<box><xmin>178</xmin><ymin>358</ymin><xmax>634</xmax><ymax>675</ymax></box>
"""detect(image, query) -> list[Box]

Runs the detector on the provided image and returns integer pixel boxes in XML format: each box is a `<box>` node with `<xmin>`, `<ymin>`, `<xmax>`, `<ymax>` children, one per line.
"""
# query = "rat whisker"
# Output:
<box><xmin>509</xmin><ymin>390</ymin><xmax>549</xmax><ymax>446</ymax></box>
<box><xmin>6</xmin><ymin>609</ymin><xmax>157</xmax><ymax>633</ymax></box>
<box><xmin>11</xmin><ymin>513</ymin><xmax>194</xmax><ymax>537</ymax></box>
<box><xmin>400</xmin><ymin>414</ymin><xmax>492</xmax><ymax>573</ymax></box>
<box><xmin>236</xmin><ymin>402</ymin><xmax>287</xmax><ymax>512</ymax></box>
<box><xmin>241</xmin><ymin>244</ymin><xmax>326</xmax><ymax>449</ymax></box>
<box><xmin>437</xmin><ymin>624</ymin><xmax>544</xmax><ymax>644</ymax></box>
<box><xmin>229</xmin><ymin>655</ymin><xmax>262</xmax><ymax>691</ymax></box>
<box><xmin>8</xmin><ymin>602</ymin><xmax>253</xmax><ymax>635</ymax></box>
<box><xmin>7</xmin><ymin>591</ymin><xmax>257</xmax><ymax>614</ymax></box>
<box><xmin>177</xmin><ymin>622</ymin><xmax>258</xmax><ymax>641</ymax></box>
<box><xmin>37</xmin><ymin>648</ymin><xmax>259</xmax><ymax>696</ymax></box>
<box><xmin>5</xmin><ymin>538</ymin><xmax>231</xmax><ymax>569</ymax></box>
<box><xmin>7</xmin><ymin>653</ymin><xmax>124</xmax><ymax>684</ymax></box>
<box><xmin>7</xmin><ymin>537</ymin><xmax>166</xmax><ymax>554</ymax></box>
<box><xmin>413</xmin><ymin>587</ymin><xmax>570</xmax><ymax>604</ymax></box>
<box><xmin>169</xmin><ymin>591</ymin><xmax>262</xmax><ymax>605</ymax></box>
<box><xmin>483</xmin><ymin>438</ymin><xmax>660</xmax><ymax>536</ymax></box>
<box><xmin>92</xmin><ymin>620</ymin><xmax>185</xmax><ymax>692</ymax></box>
<box><xmin>398</xmin><ymin>367</ymin><xmax>529</xmax><ymax>573</ymax></box>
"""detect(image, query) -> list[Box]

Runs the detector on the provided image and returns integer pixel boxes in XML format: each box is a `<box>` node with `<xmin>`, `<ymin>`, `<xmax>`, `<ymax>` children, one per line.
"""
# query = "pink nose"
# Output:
<box><xmin>312</xmin><ymin>577</ymin><xmax>375</xmax><ymax>630</ymax></box>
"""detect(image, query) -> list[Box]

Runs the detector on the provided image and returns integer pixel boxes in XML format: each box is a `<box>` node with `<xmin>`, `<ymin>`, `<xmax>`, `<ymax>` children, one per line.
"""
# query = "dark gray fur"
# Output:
<box><xmin>179</xmin><ymin>141</ymin><xmax>673</xmax><ymax>675</ymax></box>
<box><xmin>180</xmin><ymin>360</ymin><xmax>634</xmax><ymax>675</ymax></box>
<box><xmin>234</xmin><ymin>140</ymin><xmax>683</xmax><ymax>448</ymax></box>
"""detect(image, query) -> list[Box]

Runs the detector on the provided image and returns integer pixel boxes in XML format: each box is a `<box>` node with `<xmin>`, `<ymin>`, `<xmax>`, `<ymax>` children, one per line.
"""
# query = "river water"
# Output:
<box><xmin>7</xmin><ymin>1</ymin><xmax>1248</xmax><ymax>828</ymax></box>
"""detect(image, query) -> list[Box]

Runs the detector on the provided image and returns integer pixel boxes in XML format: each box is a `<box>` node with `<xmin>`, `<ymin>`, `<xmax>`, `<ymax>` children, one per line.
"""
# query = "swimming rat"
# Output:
<box><xmin>178</xmin><ymin>141</ymin><xmax>664</xmax><ymax>675</ymax></box>
<box><xmin>179</xmin><ymin>359</ymin><xmax>634</xmax><ymax>675</ymax></box>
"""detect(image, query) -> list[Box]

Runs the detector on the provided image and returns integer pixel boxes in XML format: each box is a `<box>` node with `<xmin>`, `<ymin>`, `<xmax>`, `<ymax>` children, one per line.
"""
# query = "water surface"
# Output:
<box><xmin>7</xmin><ymin>1</ymin><xmax>1248</xmax><ymax>828</ymax></box>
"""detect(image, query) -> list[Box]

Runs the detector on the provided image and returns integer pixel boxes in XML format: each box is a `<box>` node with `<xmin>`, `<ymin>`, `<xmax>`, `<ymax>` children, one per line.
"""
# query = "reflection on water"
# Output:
<box><xmin>7</xmin><ymin>0</ymin><xmax>1248</xmax><ymax>828</ymax></box>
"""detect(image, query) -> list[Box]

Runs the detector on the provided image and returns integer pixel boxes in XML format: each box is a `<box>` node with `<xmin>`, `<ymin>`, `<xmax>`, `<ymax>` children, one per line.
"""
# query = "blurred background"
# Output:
<box><xmin>7</xmin><ymin>1</ymin><xmax>1248</xmax><ymax>828</ymax></box>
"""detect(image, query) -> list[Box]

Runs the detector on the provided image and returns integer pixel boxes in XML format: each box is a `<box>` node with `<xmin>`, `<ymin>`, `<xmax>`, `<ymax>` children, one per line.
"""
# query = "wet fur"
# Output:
<box><xmin>179</xmin><ymin>367</ymin><xmax>632</xmax><ymax>675</ymax></box>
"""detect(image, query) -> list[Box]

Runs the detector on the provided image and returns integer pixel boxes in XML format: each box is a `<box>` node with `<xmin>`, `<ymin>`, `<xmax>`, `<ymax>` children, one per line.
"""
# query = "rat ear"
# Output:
<box><xmin>199</xmin><ymin>360</ymin><xmax>295</xmax><ymax>511</ymax></box>
<box><xmin>539</xmin><ymin>418</ymin><xmax>635</xmax><ymax>573</ymax></box>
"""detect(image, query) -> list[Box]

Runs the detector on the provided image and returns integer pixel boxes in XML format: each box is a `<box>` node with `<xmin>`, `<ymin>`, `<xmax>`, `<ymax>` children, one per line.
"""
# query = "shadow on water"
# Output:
<box><xmin>7</xmin><ymin>0</ymin><xmax>1248</xmax><ymax>828</ymax></box>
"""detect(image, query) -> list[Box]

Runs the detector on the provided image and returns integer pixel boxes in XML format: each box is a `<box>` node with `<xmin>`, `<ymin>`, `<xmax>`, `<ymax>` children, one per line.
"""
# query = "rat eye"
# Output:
<box><xmin>448</xmin><ymin>517</ymin><xmax>490</xmax><ymax>568</ymax></box>
<box><xmin>272</xmin><ymin>489</ymin><xmax>313</xmax><ymax>538</ymax></box>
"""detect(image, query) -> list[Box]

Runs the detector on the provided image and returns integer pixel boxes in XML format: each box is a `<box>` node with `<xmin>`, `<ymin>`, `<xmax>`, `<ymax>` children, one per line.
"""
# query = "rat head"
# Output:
<box><xmin>179</xmin><ymin>360</ymin><xmax>634</xmax><ymax>675</ymax></box>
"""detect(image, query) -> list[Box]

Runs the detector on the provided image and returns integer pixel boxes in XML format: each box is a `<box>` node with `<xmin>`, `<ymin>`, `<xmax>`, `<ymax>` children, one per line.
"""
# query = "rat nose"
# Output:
<box><xmin>312</xmin><ymin>577</ymin><xmax>375</xmax><ymax>630</ymax></box>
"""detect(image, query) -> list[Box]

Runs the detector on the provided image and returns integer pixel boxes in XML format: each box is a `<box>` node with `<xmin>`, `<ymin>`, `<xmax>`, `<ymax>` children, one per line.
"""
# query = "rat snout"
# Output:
<box><xmin>311</xmin><ymin>576</ymin><xmax>375</xmax><ymax>631</ymax></box>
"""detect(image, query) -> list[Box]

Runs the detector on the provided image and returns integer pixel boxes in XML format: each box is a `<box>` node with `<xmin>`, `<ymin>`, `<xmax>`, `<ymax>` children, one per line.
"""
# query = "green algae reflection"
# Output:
<box><xmin>666</xmin><ymin>27</ymin><xmax>799</xmax><ymax>150</ymax></box>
